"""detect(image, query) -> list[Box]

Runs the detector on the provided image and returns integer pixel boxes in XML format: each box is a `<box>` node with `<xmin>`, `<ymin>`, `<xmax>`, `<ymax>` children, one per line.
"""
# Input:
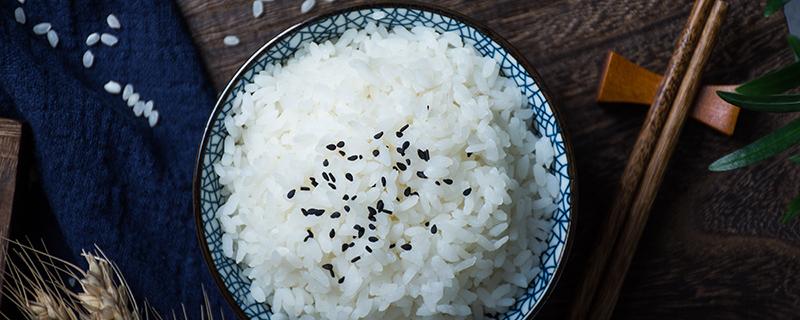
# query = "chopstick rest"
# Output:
<box><xmin>597</xmin><ymin>51</ymin><xmax>740</xmax><ymax>136</ymax></box>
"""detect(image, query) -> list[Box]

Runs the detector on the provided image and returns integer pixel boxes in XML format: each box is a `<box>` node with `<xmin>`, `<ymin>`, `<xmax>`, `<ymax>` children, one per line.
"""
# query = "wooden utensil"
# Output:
<box><xmin>589</xmin><ymin>1</ymin><xmax>728</xmax><ymax>318</ymax></box>
<box><xmin>0</xmin><ymin>118</ymin><xmax>21</xmax><ymax>298</ymax></box>
<box><xmin>597</xmin><ymin>51</ymin><xmax>740</xmax><ymax>136</ymax></box>
<box><xmin>569</xmin><ymin>0</ymin><xmax>719</xmax><ymax>318</ymax></box>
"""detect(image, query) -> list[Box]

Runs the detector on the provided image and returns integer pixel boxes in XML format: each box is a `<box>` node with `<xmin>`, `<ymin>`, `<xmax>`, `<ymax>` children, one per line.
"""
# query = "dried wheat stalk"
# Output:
<box><xmin>0</xmin><ymin>240</ymin><xmax>222</xmax><ymax>320</ymax></box>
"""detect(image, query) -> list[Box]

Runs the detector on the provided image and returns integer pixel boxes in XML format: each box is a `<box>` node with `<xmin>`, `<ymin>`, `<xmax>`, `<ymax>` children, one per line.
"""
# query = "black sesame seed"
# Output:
<box><xmin>389</xmin><ymin>243</ymin><xmax>396</xmax><ymax>249</ymax></box>
<box><xmin>345</xmin><ymin>173</ymin><xmax>353</xmax><ymax>181</ymax></box>
<box><xmin>463</xmin><ymin>188</ymin><xmax>472</xmax><ymax>196</ymax></box>
<box><xmin>368</xmin><ymin>236</ymin><xmax>378</xmax><ymax>243</ymax></box>
<box><xmin>396</xmin><ymin>131</ymin><xmax>404</xmax><ymax>138</ymax></box>
<box><xmin>326</xmin><ymin>144</ymin><xmax>336</xmax><ymax>150</ymax></box>
<box><xmin>322</xmin><ymin>172</ymin><xmax>330</xmax><ymax>181</ymax></box>
<box><xmin>416</xmin><ymin>171</ymin><xmax>428</xmax><ymax>179</ymax></box>
<box><xmin>323</xmin><ymin>159</ymin><xmax>329</xmax><ymax>167</ymax></box>
<box><xmin>396</xmin><ymin>162</ymin><xmax>407</xmax><ymax>171</ymax></box>
<box><xmin>431</xmin><ymin>225</ymin><xmax>438</xmax><ymax>234</ymax></box>
<box><xmin>406</xmin><ymin>158</ymin><xmax>411</xmax><ymax>165</ymax></box>
<box><xmin>443</xmin><ymin>179</ymin><xmax>453</xmax><ymax>185</ymax></box>
<box><xmin>339</xmin><ymin>150</ymin><xmax>346</xmax><ymax>156</ymax></box>
<box><xmin>359</xmin><ymin>155</ymin><xmax>363</xmax><ymax>159</ymax></box>
<box><xmin>368</xmin><ymin>215</ymin><xmax>376</xmax><ymax>222</ymax></box>
<box><xmin>322</xmin><ymin>263</ymin><xmax>332</xmax><ymax>270</ymax></box>
<box><xmin>368</xmin><ymin>206</ymin><xmax>377</xmax><ymax>215</ymax></box>
<box><xmin>381</xmin><ymin>177</ymin><xmax>387</xmax><ymax>187</ymax></box>
<box><xmin>371</xmin><ymin>183</ymin><xmax>377</xmax><ymax>188</ymax></box>
<box><xmin>382</xmin><ymin>209</ymin><xmax>393</xmax><ymax>215</ymax></box>
<box><xmin>425</xmin><ymin>221</ymin><xmax>430</xmax><ymax>227</ymax></box>
<box><xmin>435</xmin><ymin>181</ymin><xmax>441</xmax><ymax>186</ymax></box>
<box><xmin>328</xmin><ymin>183</ymin><xmax>337</xmax><ymax>190</ymax></box>
<box><xmin>331</xmin><ymin>211</ymin><xmax>341</xmax><ymax>218</ymax></box>
<box><xmin>344</xmin><ymin>205</ymin><xmax>350</xmax><ymax>212</ymax></box>
<box><xmin>310</xmin><ymin>178</ymin><xmax>319</xmax><ymax>187</ymax></box>
<box><xmin>354</xmin><ymin>225</ymin><xmax>365</xmax><ymax>238</ymax></box>
<box><xmin>338</xmin><ymin>277</ymin><xmax>345</xmax><ymax>284</ymax></box>
<box><xmin>343</xmin><ymin>194</ymin><xmax>349</xmax><ymax>201</ymax></box>
<box><xmin>400</xmin><ymin>124</ymin><xmax>409</xmax><ymax>132</ymax></box>
<box><xmin>349</xmin><ymin>242</ymin><xmax>356</xmax><ymax>248</ymax></box>
<box><xmin>377</xmin><ymin>200</ymin><xmax>384</xmax><ymax>210</ymax></box>
<box><xmin>411</xmin><ymin>191</ymin><xmax>420</xmax><ymax>197</ymax></box>
<box><xmin>402</xmin><ymin>141</ymin><xmax>410</xmax><ymax>150</ymax></box>
<box><xmin>308</xmin><ymin>208</ymin><xmax>325</xmax><ymax>216</ymax></box>
<box><xmin>347</xmin><ymin>155</ymin><xmax>358</xmax><ymax>161</ymax></box>
<box><xmin>300</xmin><ymin>186</ymin><xmax>310</xmax><ymax>191</ymax></box>
<box><xmin>467</xmin><ymin>152</ymin><xmax>473</xmax><ymax>157</ymax></box>
<box><xmin>374</xmin><ymin>132</ymin><xmax>384</xmax><ymax>139</ymax></box>
<box><xmin>426</xmin><ymin>105</ymin><xmax>430</xmax><ymax>110</ymax></box>
<box><xmin>301</xmin><ymin>208</ymin><xmax>309</xmax><ymax>216</ymax></box>
<box><xmin>304</xmin><ymin>230</ymin><xmax>314</xmax><ymax>242</ymax></box>
<box><xmin>401</xmin><ymin>243</ymin><xmax>412</xmax><ymax>251</ymax></box>
<box><xmin>337</xmin><ymin>141</ymin><xmax>345</xmax><ymax>148</ymax></box>
<box><xmin>329</xmin><ymin>229</ymin><xmax>336</xmax><ymax>238</ymax></box>
<box><xmin>287</xmin><ymin>189</ymin><xmax>296</xmax><ymax>199</ymax></box>
<box><xmin>396</xmin><ymin>147</ymin><xmax>405</xmax><ymax>156</ymax></box>
<box><xmin>396</xmin><ymin>197</ymin><xmax>401</xmax><ymax>201</ymax></box>
<box><xmin>365</xmin><ymin>246</ymin><xmax>373</xmax><ymax>253</ymax></box>
<box><xmin>418</xmin><ymin>149</ymin><xmax>430</xmax><ymax>161</ymax></box>
<box><xmin>372</xmin><ymin>149</ymin><xmax>380</xmax><ymax>157</ymax></box>
<box><xmin>329</xmin><ymin>173</ymin><xmax>336</xmax><ymax>183</ymax></box>
<box><xmin>404</xmin><ymin>187</ymin><xmax>411</xmax><ymax>197</ymax></box>
<box><xmin>342</xmin><ymin>244</ymin><xmax>349</xmax><ymax>252</ymax></box>
<box><xmin>350</xmin><ymin>256</ymin><xmax>361</xmax><ymax>263</ymax></box>
<box><xmin>351</xmin><ymin>195</ymin><xmax>357</xmax><ymax>200</ymax></box>
<box><xmin>368</xmin><ymin>224</ymin><xmax>376</xmax><ymax>230</ymax></box>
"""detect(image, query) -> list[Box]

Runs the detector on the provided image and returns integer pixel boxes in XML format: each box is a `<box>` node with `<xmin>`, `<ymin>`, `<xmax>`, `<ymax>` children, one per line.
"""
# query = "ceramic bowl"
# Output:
<box><xmin>194</xmin><ymin>2</ymin><xmax>577</xmax><ymax>319</ymax></box>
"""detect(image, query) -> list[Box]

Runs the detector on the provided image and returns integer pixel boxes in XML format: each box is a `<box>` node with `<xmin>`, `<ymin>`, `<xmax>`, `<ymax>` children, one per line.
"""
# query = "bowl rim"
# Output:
<box><xmin>192</xmin><ymin>1</ymin><xmax>579</xmax><ymax>319</ymax></box>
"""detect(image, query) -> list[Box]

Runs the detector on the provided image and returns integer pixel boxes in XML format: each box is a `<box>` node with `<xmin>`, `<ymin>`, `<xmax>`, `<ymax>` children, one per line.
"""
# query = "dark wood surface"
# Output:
<box><xmin>0</xmin><ymin>119</ymin><xmax>21</xmax><ymax>299</ymax></box>
<box><xmin>176</xmin><ymin>0</ymin><xmax>800</xmax><ymax>318</ymax></box>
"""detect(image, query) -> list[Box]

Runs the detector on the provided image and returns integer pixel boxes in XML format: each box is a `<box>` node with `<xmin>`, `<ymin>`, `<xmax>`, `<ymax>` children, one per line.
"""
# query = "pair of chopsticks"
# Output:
<box><xmin>569</xmin><ymin>0</ymin><xmax>728</xmax><ymax>319</ymax></box>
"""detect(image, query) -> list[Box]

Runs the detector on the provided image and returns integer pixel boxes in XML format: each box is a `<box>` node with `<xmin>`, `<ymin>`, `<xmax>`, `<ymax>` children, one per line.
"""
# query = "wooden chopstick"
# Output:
<box><xmin>588</xmin><ymin>2</ymin><xmax>729</xmax><ymax>318</ymax></box>
<box><xmin>568</xmin><ymin>0</ymin><xmax>716</xmax><ymax>318</ymax></box>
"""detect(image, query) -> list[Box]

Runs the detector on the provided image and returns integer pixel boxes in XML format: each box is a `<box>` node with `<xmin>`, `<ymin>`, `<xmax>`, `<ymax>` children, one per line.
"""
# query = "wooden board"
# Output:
<box><xmin>0</xmin><ymin>119</ymin><xmax>21</xmax><ymax>299</ymax></box>
<box><xmin>176</xmin><ymin>1</ymin><xmax>800</xmax><ymax>318</ymax></box>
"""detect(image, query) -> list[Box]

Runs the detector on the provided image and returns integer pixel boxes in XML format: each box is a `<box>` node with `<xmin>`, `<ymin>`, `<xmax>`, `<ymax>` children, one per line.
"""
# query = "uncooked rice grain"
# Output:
<box><xmin>86</xmin><ymin>33</ymin><xmax>100</xmax><ymax>46</ymax></box>
<box><xmin>100</xmin><ymin>33</ymin><xmax>118</xmax><ymax>46</ymax></box>
<box><xmin>106</xmin><ymin>14</ymin><xmax>121</xmax><ymax>29</ymax></box>
<box><xmin>14</xmin><ymin>7</ymin><xmax>25</xmax><ymax>24</ymax></box>
<box><xmin>46</xmin><ymin>30</ymin><xmax>58</xmax><ymax>48</ymax></box>
<box><xmin>32</xmin><ymin>22</ymin><xmax>51</xmax><ymax>35</ymax></box>
<box><xmin>148</xmin><ymin>110</ymin><xmax>159</xmax><ymax>127</ymax></box>
<box><xmin>127</xmin><ymin>93</ymin><xmax>139</xmax><ymax>107</ymax></box>
<box><xmin>82</xmin><ymin>50</ymin><xmax>94</xmax><ymax>68</ymax></box>
<box><xmin>253</xmin><ymin>0</ymin><xmax>264</xmax><ymax>18</ymax></box>
<box><xmin>216</xmin><ymin>25</ymin><xmax>559</xmax><ymax>320</ymax></box>
<box><xmin>123</xmin><ymin>84</ymin><xmax>134</xmax><ymax>101</ymax></box>
<box><xmin>300</xmin><ymin>0</ymin><xmax>315</xmax><ymax>13</ymax></box>
<box><xmin>104</xmin><ymin>81</ymin><xmax>121</xmax><ymax>94</ymax></box>
<box><xmin>224</xmin><ymin>35</ymin><xmax>240</xmax><ymax>46</ymax></box>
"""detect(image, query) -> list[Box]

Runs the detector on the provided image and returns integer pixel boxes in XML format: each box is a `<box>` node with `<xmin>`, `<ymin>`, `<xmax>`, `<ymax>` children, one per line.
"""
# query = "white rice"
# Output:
<box><xmin>148</xmin><ymin>110</ymin><xmax>159</xmax><ymax>127</ymax></box>
<box><xmin>127</xmin><ymin>93</ymin><xmax>140</xmax><ymax>107</ymax></box>
<box><xmin>32</xmin><ymin>22</ymin><xmax>51</xmax><ymax>35</ymax></box>
<box><xmin>123</xmin><ymin>84</ymin><xmax>134</xmax><ymax>100</ymax></box>
<box><xmin>300</xmin><ymin>0</ymin><xmax>315</xmax><ymax>14</ymax></box>
<box><xmin>253</xmin><ymin>0</ymin><xmax>264</xmax><ymax>18</ymax></box>
<box><xmin>86</xmin><ymin>33</ymin><xmax>100</xmax><ymax>46</ymax></box>
<box><xmin>224</xmin><ymin>35</ymin><xmax>240</xmax><ymax>47</ymax></box>
<box><xmin>215</xmin><ymin>25</ymin><xmax>558</xmax><ymax>320</ymax></box>
<box><xmin>82</xmin><ymin>50</ymin><xmax>94</xmax><ymax>68</ymax></box>
<box><xmin>107</xmin><ymin>14</ymin><xmax>121</xmax><ymax>29</ymax></box>
<box><xmin>100</xmin><ymin>33</ymin><xmax>118</xmax><ymax>46</ymax></box>
<box><xmin>103</xmin><ymin>81</ymin><xmax>121</xmax><ymax>94</ymax></box>
<box><xmin>46</xmin><ymin>30</ymin><xmax>58</xmax><ymax>48</ymax></box>
<box><xmin>14</xmin><ymin>7</ymin><xmax>25</xmax><ymax>25</ymax></box>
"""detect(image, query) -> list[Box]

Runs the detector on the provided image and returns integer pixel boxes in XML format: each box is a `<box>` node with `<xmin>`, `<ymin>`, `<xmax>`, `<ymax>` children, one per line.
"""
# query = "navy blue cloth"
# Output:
<box><xmin>0</xmin><ymin>1</ymin><xmax>234</xmax><ymax>318</ymax></box>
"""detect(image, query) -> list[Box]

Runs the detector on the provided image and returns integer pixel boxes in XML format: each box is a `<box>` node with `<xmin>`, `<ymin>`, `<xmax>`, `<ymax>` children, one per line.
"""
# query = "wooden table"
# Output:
<box><xmin>176</xmin><ymin>1</ymin><xmax>800</xmax><ymax>318</ymax></box>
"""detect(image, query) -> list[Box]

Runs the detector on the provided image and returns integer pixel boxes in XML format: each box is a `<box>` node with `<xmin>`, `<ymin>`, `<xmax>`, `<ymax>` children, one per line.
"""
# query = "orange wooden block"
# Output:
<box><xmin>597</xmin><ymin>51</ymin><xmax>740</xmax><ymax>136</ymax></box>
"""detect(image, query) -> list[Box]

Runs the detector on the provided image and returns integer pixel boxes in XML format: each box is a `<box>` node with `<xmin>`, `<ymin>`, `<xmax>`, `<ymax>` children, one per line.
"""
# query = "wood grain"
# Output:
<box><xmin>597</xmin><ymin>51</ymin><xmax>740</xmax><ymax>136</ymax></box>
<box><xmin>176</xmin><ymin>0</ymin><xmax>800</xmax><ymax>318</ymax></box>
<box><xmin>590</xmin><ymin>2</ymin><xmax>728</xmax><ymax>318</ymax></box>
<box><xmin>0</xmin><ymin>119</ymin><xmax>21</xmax><ymax>299</ymax></box>
<box><xmin>570</xmin><ymin>0</ymin><xmax>715</xmax><ymax>318</ymax></box>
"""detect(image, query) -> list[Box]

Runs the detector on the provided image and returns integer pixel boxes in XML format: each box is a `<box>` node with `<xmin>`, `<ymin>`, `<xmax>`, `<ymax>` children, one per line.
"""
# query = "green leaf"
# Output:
<box><xmin>717</xmin><ymin>91</ymin><xmax>800</xmax><ymax>112</ymax></box>
<box><xmin>709</xmin><ymin>117</ymin><xmax>800</xmax><ymax>171</ymax></box>
<box><xmin>789</xmin><ymin>35</ymin><xmax>800</xmax><ymax>60</ymax></box>
<box><xmin>790</xmin><ymin>154</ymin><xmax>800</xmax><ymax>164</ymax></box>
<box><xmin>736</xmin><ymin>62</ymin><xmax>800</xmax><ymax>96</ymax></box>
<box><xmin>781</xmin><ymin>196</ymin><xmax>800</xmax><ymax>223</ymax></box>
<box><xmin>766</xmin><ymin>0</ymin><xmax>791</xmax><ymax>16</ymax></box>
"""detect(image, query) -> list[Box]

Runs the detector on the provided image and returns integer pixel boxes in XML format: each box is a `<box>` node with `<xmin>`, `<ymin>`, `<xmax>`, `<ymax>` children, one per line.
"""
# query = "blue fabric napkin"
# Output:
<box><xmin>0</xmin><ymin>0</ymin><xmax>234</xmax><ymax>318</ymax></box>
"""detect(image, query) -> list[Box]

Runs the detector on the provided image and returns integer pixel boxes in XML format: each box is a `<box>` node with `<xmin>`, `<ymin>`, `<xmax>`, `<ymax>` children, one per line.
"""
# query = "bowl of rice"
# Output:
<box><xmin>194</xmin><ymin>2</ymin><xmax>577</xmax><ymax>319</ymax></box>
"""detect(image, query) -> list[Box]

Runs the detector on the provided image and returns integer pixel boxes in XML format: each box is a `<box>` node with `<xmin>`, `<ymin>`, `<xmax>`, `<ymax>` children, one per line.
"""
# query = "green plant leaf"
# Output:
<box><xmin>766</xmin><ymin>0</ymin><xmax>791</xmax><ymax>16</ymax></box>
<box><xmin>789</xmin><ymin>35</ymin><xmax>800</xmax><ymax>60</ymax></box>
<box><xmin>717</xmin><ymin>91</ymin><xmax>800</xmax><ymax>112</ymax></box>
<box><xmin>709</xmin><ymin>117</ymin><xmax>800</xmax><ymax>171</ymax></box>
<box><xmin>790</xmin><ymin>154</ymin><xmax>800</xmax><ymax>164</ymax></box>
<box><xmin>781</xmin><ymin>196</ymin><xmax>800</xmax><ymax>223</ymax></box>
<box><xmin>735</xmin><ymin>62</ymin><xmax>800</xmax><ymax>96</ymax></box>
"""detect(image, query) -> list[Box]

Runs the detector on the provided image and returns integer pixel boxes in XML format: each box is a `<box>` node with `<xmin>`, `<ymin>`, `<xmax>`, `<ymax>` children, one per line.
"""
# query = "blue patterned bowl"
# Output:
<box><xmin>194</xmin><ymin>2</ymin><xmax>577</xmax><ymax>319</ymax></box>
